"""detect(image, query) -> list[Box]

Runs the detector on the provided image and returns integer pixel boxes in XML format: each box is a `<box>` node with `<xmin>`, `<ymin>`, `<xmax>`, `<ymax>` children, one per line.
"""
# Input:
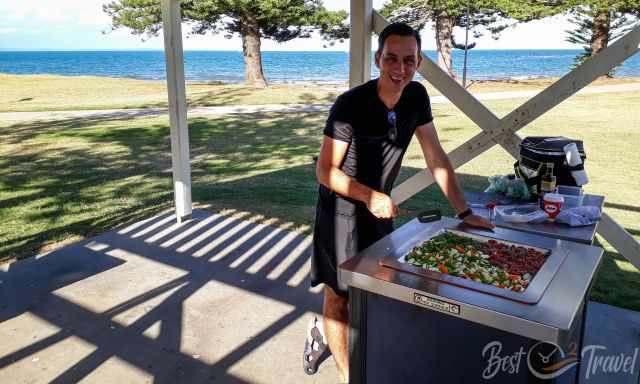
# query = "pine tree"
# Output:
<box><xmin>104</xmin><ymin>0</ymin><xmax>348</xmax><ymax>88</ymax></box>
<box><xmin>565</xmin><ymin>4</ymin><xmax>639</xmax><ymax>77</ymax></box>
<box><xmin>380</xmin><ymin>0</ymin><xmax>566</xmax><ymax>78</ymax></box>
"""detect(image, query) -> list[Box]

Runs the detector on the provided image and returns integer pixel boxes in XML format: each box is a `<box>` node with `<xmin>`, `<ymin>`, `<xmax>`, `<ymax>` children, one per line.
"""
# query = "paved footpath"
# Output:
<box><xmin>2</xmin><ymin>82</ymin><xmax>640</xmax><ymax>123</ymax></box>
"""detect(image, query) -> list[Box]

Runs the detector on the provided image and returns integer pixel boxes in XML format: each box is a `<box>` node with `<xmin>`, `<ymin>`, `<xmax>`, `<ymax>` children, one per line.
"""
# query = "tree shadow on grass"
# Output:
<box><xmin>297</xmin><ymin>91</ymin><xmax>339</xmax><ymax>105</ymax></box>
<box><xmin>1</xmin><ymin>112</ymin><xmax>171</xmax><ymax>145</ymax></box>
<box><xmin>0</xmin><ymin>112</ymin><xmax>326</xmax><ymax>261</ymax></box>
<box><xmin>0</xmin><ymin>132</ymin><xmax>175</xmax><ymax>260</ymax></box>
<box><xmin>187</xmin><ymin>87</ymin><xmax>252</xmax><ymax>107</ymax></box>
<box><xmin>186</xmin><ymin>86</ymin><xmax>340</xmax><ymax>107</ymax></box>
<box><xmin>2</xmin><ymin>84</ymin><xmax>343</xmax><ymax>112</ymax></box>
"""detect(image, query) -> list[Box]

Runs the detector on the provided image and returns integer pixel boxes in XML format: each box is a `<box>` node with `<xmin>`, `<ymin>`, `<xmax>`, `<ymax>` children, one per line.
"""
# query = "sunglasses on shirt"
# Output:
<box><xmin>387</xmin><ymin>110</ymin><xmax>397</xmax><ymax>142</ymax></box>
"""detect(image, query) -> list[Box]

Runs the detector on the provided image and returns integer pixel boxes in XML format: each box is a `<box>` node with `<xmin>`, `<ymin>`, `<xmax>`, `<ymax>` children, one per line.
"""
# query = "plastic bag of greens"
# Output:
<box><xmin>485</xmin><ymin>175</ymin><xmax>509</xmax><ymax>194</ymax></box>
<box><xmin>485</xmin><ymin>175</ymin><xmax>531</xmax><ymax>200</ymax></box>
<box><xmin>507</xmin><ymin>178</ymin><xmax>532</xmax><ymax>200</ymax></box>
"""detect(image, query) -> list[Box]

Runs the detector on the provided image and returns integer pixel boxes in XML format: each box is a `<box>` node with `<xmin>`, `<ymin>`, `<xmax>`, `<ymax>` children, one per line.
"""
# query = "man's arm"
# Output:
<box><xmin>414</xmin><ymin>121</ymin><xmax>494</xmax><ymax>229</ymax></box>
<box><xmin>316</xmin><ymin>134</ymin><xmax>398</xmax><ymax>219</ymax></box>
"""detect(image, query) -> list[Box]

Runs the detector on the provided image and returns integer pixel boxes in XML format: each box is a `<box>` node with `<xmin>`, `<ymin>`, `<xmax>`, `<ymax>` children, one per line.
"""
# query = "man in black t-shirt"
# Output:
<box><xmin>306</xmin><ymin>23</ymin><xmax>493</xmax><ymax>382</ymax></box>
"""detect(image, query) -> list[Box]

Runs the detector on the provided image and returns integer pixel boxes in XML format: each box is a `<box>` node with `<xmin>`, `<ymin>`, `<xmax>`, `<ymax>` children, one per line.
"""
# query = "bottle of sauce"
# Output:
<box><xmin>539</xmin><ymin>163</ymin><xmax>557</xmax><ymax>209</ymax></box>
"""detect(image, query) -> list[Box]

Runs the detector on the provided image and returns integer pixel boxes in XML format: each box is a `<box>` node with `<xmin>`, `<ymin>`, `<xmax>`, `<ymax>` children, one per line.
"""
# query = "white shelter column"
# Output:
<box><xmin>161</xmin><ymin>0</ymin><xmax>192</xmax><ymax>223</ymax></box>
<box><xmin>349</xmin><ymin>0</ymin><xmax>373</xmax><ymax>88</ymax></box>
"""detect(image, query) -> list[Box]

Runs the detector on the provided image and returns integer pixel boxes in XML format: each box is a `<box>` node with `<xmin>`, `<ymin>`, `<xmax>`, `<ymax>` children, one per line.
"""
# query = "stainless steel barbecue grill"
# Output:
<box><xmin>340</xmin><ymin>217</ymin><xmax>603</xmax><ymax>384</ymax></box>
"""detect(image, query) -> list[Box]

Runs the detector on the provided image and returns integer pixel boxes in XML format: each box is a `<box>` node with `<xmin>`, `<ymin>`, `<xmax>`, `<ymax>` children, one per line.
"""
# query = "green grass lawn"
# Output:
<box><xmin>1</xmin><ymin>89</ymin><xmax>639</xmax><ymax>309</ymax></box>
<box><xmin>0</xmin><ymin>74</ymin><xmax>343</xmax><ymax>112</ymax></box>
<box><xmin>3</xmin><ymin>73</ymin><xmax>639</xmax><ymax>112</ymax></box>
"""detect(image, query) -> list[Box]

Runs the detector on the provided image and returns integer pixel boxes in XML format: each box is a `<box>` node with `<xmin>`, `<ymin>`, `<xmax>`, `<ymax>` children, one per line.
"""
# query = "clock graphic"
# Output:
<box><xmin>527</xmin><ymin>341</ymin><xmax>579</xmax><ymax>379</ymax></box>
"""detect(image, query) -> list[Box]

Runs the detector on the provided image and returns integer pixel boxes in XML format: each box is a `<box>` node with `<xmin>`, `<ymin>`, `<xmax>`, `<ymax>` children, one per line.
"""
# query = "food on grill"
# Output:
<box><xmin>479</xmin><ymin>239</ymin><xmax>546</xmax><ymax>277</ymax></box>
<box><xmin>405</xmin><ymin>232</ymin><xmax>548</xmax><ymax>293</ymax></box>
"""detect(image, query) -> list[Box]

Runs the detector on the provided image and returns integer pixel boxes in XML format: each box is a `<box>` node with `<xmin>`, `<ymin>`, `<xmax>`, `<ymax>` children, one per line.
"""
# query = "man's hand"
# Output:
<box><xmin>463</xmin><ymin>214</ymin><xmax>495</xmax><ymax>230</ymax></box>
<box><xmin>366</xmin><ymin>191</ymin><xmax>398</xmax><ymax>219</ymax></box>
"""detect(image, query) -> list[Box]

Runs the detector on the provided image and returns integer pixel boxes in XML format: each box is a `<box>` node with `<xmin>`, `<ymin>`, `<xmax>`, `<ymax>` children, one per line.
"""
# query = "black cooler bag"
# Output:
<box><xmin>514</xmin><ymin>136</ymin><xmax>586</xmax><ymax>197</ymax></box>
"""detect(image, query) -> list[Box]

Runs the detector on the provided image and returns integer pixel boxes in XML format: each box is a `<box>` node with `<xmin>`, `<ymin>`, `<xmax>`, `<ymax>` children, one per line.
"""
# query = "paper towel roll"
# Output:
<box><xmin>564</xmin><ymin>142</ymin><xmax>589</xmax><ymax>186</ymax></box>
<box><xmin>564</xmin><ymin>143</ymin><xmax>582</xmax><ymax>166</ymax></box>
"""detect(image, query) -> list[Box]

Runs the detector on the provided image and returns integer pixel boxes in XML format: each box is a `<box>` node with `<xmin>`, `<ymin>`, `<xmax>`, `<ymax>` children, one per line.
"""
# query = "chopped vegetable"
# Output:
<box><xmin>404</xmin><ymin>232</ymin><xmax>548</xmax><ymax>293</ymax></box>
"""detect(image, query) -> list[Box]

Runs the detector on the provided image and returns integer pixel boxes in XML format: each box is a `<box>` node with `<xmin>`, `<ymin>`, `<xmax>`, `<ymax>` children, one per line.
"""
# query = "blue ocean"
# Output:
<box><xmin>1</xmin><ymin>50</ymin><xmax>639</xmax><ymax>83</ymax></box>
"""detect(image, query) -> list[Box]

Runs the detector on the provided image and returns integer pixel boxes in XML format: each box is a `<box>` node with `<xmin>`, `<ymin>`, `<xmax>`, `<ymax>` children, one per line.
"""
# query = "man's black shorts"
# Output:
<box><xmin>310</xmin><ymin>201</ymin><xmax>392</xmax><ymax>297</ymax></box>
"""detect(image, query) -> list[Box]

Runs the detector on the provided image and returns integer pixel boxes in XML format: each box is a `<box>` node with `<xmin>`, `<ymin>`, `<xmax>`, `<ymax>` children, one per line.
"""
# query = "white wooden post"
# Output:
<box><xmin>349</xmin><ymin>0</ymin><xmax>373</xmax><ymax>88</ymax></box>
<box><xmin>161</xmin><ymin>0</ymin><xmax>192</xmax><ymax>223</ymax></box>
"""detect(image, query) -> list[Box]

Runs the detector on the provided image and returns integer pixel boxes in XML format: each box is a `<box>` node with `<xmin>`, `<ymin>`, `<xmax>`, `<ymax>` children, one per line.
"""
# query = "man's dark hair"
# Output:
<box><xmin>377</xmin><ymin>22</ymin><xmax>421</xmax><ymax>54</ymax></box>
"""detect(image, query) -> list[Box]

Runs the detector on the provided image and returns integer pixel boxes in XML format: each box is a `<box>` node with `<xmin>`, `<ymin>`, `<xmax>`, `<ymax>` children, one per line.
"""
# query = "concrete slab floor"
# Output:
<box><xmin>0</xmin><ymin>209</ymin><xmax>338</xmax><ymax>384</ymax></box>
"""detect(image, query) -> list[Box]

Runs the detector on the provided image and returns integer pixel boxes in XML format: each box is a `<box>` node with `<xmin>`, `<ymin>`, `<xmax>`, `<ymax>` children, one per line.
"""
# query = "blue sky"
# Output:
<box><xmin>0</xmin><ymin>0</ymin><xmax>585</xmax><ymax>51</ymax></box>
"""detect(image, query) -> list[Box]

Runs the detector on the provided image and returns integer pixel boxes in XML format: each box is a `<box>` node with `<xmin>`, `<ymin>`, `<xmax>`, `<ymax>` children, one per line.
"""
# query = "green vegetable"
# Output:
<box><xmin>405</xmin><ymin>232</ymin><xmax>527</xmax><ymax>293</ymax></box>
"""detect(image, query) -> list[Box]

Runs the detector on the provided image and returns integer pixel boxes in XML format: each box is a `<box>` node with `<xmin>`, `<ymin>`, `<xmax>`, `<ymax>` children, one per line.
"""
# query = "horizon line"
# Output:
<box><xmin>0</xmin><ymin>48</ymin><xmax>586</xmax><ymax>52</ymax></box>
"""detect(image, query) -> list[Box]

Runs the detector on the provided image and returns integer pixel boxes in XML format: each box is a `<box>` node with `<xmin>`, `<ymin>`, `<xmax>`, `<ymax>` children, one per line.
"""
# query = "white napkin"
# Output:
<box><xmin>555</xmin><ymin>206</ymin><xmax>601</xmax><ymax>226</ymax></box>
